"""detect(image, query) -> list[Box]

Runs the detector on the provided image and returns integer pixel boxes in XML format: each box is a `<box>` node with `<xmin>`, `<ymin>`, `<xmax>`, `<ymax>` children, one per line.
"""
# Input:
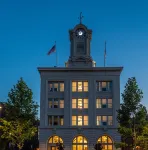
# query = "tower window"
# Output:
<box><xmin>76</xmin><ymin>43</ymin><xmax>85</xmax><ymax>54</ymax></box>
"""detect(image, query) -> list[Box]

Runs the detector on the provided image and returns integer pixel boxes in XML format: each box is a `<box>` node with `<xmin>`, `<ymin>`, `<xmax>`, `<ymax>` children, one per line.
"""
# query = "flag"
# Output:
<box><xmin>47</xmin><ymin>45</ymin><xmax>56</xmax><ymax>55</ymax></box>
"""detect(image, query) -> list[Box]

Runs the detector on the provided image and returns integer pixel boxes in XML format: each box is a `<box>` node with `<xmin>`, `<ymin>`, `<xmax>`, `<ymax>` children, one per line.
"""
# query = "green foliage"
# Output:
<box><xmin>116</xmin><ymin>77</ymin><xmax>148</xmax><ymax>148</ymax></box>
<box><xmin>0</xmin><ymin>119</ymin><xmax>37</xmax><ymax>150</ymax></box>
<box><xmin>114</xmin><ymin>142</ymin><xmax>128</xmax><ymax>149</ymax></box>
<box><xmin>5</xmin><ymin>77</ymin><xmax>38</xmax><ymax>122</ymax></box>
<box><xmin>0</xmin><ymin>78</ymin><xmax>39</xmax><ymax>150</ymax></box>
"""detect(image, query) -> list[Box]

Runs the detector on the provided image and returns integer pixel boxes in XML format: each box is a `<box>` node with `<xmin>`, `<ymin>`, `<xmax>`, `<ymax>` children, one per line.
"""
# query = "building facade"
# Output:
<box><xmin>38</xmin><ymin>22</ymin><xmax>123</xmax><ymax>150</ymax></box>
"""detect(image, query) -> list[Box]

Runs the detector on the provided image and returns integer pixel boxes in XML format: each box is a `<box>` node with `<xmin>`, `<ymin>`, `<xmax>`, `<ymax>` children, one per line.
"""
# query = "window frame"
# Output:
<box><xmin>96</xmin><ymin>98</ymin><xmax>112</xmax><ymax>108</ymax></box>
<box><xmin>48</xmin><ymin>98</ymin><xmax>64</xmax><ymax>108</ymax></box>
<box><xmin>72</xmin><ymin>98</ymin><xmax>88</xmax><ymax>109</ymax></box>
<box><xmin>48</xmin><ymin>116</ymin><xmax>64</xmax><ymax>126</ymax></box>
<box><xmin>96</xmin><ymin>81</ymin><xmax>112</xmax><ymax>92</ymax></box>
<box><xmin>72</xmin><ymin>115</ymin><xmax>89</xmax><ymax>126</ymax></box>
<box><xmin>48</xmin><ymin>81</ymin><xmax>64</xmax><ymax>92</ymax></box>
<box><xmin>96</xmin><ymin>116</ymin><xmax>113</xmax><ymax>126</ymax></box>
<box><xmin>72</xmin><ymin>81</ymin><xmax>88</xmax><ymax>92</ymax></box>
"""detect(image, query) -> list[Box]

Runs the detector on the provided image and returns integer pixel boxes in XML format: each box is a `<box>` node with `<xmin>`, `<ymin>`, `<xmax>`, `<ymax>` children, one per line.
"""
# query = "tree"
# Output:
<box><xmin>5</xmin><ymin>77</ymin><xmax>38</xmax><ymax>122</ymax></box>
<box><xmin>0</xmin><ymin>78</ymin><xmax>39</xmax><ymax>150</ymax></box>
<box><xmin>94</xmin><ymin>143</ymin><xmax>103</xmax><ymax>150</ymax></box>
<box><xmin>116</xmin><ymin>77</ymin><xmax>147</xmax><ymax>149</ymax></box>
<box><xmin>0</xmin><ymin>119</ymin><xmax>36</xmax><ymax>150</ymax></box>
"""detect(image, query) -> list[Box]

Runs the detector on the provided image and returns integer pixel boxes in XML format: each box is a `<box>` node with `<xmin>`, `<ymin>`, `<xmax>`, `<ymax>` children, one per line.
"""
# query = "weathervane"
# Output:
<box><xmin>78</xmin><ymin>12</ymin><xmax>84</xmax><ymax>24</ymax></box>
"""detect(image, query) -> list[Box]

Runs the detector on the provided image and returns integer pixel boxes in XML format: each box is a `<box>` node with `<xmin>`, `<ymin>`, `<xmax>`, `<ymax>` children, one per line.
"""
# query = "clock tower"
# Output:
<box><xmin>66</xmin><ymin>13</ymin><xmax>96</xmax><ymax>68</ymax></box>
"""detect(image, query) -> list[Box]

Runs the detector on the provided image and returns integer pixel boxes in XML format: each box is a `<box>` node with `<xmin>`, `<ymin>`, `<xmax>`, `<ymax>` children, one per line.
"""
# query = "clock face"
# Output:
<box><xmin>75</xmin><ymin>28</ymin><xmax>86</xmax><ymax>39</ymax></box>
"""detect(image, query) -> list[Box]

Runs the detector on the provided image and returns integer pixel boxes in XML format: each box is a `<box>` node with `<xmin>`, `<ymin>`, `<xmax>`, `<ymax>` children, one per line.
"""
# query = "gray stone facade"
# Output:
<box><xmin>38</xmin><ymin>23</ymin><xmax>123</xmax><ymax>150</ymax></box>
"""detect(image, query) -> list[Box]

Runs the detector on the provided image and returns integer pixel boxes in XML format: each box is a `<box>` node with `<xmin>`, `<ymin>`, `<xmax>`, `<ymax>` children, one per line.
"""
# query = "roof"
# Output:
<box><xmin>38</xmin><ymin>67</ymin><xmax>123</xmax><ymax>74</ymax></box>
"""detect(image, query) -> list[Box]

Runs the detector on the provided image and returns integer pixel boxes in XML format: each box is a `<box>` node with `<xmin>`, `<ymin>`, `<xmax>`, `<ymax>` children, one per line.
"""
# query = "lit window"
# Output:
<box><xmin>96</xmin><ymin>98</ymin><xmax>112</xmax><ymax>108</ymax></box>
<box><xmin>72</xmin><ymin>116</ymin><xmax>89</xmax><ymax>126</ymax></box>
<box><xmin>60</xmin><ymin>83</ymin><xmax>64</xmax><ymax>92</ymax></box>
<box><xmin>48</xmin><ymin>136</ymin><xmax>63</xmax><ymax>144</ymax></box>
<box><xmin>78</xmin><ymin>116</ymin><xmax>82</xmax><ymax>126</ymax></box>
<box><xmin>59</xmin><ymin>100</ymin><xmax>64</xmax><ymax>108</ymax></box>
<box><xmin>96</xmin><ymin>99</ymin><xmax>101</xmax><ymax>108</ymax></box>
<box><xmin>78</xmin><ymin>82</ymin><xmax>82</xmax><ymax>92</ymax></box>
<box><xmin>72</xmin><ymin>136</ymin><xmax>88</xmax><ymax>150</ymax></box>
<box><xmin>72</xmin><ymin>116</ymin><xmax>77</xmax><ymax>126</ymax></box>
<box><xmin>97</xmin><ymin>116</ymin><xmax>101</xmax><ymax>126</ymax></box>
<box><xmin>84</xmin><ymin>116</ymin><xmax>88</xmax><ymax>126</ymax></box>
<box><xmin>78</xmin><ymin>99</ymin><xmax>83</xmax><ymax>109</ymax></box>
<box><xmin>96</xmin><ymin>81</ymin><xmax>112</xmax><ymax>92</ymax></box>
<box><xmin>72</xmin><ymin>99</ymin><xmax>77</xmax><ymax>108</ymax></box>
<box><xmin>72</xmin><ymin>98</ymin><xmax>88</xmax><ymax>109</ymax></box>
<box><xmin>48</xmin><ymin>81</ymin><xmax>64</xmax><ymax>92</ymax></box>
<box><xmin>84</xmin><ymin>99</ymin><xmax>88</xmax><ymax>108</ymax></box>
<box><xmin>72</xmin><ymin>81</ymin><xmax>88</xmax><ymax>92</ymax></box>
<box><xmin>96</xmin><ymin>116</ymin><xmax>113</xmax><ymax>126</ymax></box>
<box><xmin>72</xmin><ymin>82</ymin><xmax>77</xmax><ymax>92</ymax></box>
<box><xmin>97</xmin><ymin>136</ymin><xmax>113</xmax><ymax>150</ymax></box>
<box><xmin>84</xmin><ymin>82</ymin><xmax>88</xmax><ymax>91</ymax></box>
<box><xmin>108</xmin><ymin>99</ymin><xmax>112</xmax><ymax>108</ymax></box>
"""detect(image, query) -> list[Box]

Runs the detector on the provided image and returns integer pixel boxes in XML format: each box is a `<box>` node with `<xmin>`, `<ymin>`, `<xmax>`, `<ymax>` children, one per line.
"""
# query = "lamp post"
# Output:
<box><xmin>0</xmin><ymin>105</ymin><xmax>2</xmax><ymax>118</ymax></box>
<box><xmin>130</xmin><ymin>112</ymin><xmax>136</xmax><ymax>150</ymax></box>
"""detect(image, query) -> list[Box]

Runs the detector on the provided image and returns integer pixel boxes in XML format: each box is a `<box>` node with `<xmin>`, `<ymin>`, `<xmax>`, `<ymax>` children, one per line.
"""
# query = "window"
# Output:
<box><xmin>97</xmin><ymin>135</ymin><xmax>113</xmax><ymax>150</ymax></box>
<box><xmin>48</xmin><ymin>81</ymin><xmax>64</xmax><ymax>92</ymax></box>
<box><xmin>96</xmin><ymin>81</ymin><xmax>112</xmax><ymax>92</ymax></box>
<box><xmin>96</xmin><ymin>98</ymin><xmax>112</xmax><ymax>108</ymax></box>
<box><xmin>72</xmin><ymin>81</ymin><xmax>88</xmax><ymax>92</ymax></box>
<box><xmin>48</xmin><ymin>136</ymin><xmax>63</xmax><ymax>144</ymax></box>
<box><xmin>48</xmin><ymin>116</ymin><xmax>64</xmax><ymax>126</ymax></box>
<box><xmin>72</xmin><ymin>136</ymin><xmax>88</xmax><ymax>150</ymax></box>
<box><xmin>96</xmin><ymin>116</ymin><xmax>113</xmax><ymax>126</ymax></box>
<box><xmin>72</xmin><ymin>98</ymin><xmax>88</xmax><ymax>109</ymax></box>
<box><xmin>72</xmin><ymin>115</ymin><xmax>88</xmax><ymax>126</ymax></box>
<box><xmin>48</xmin><ymin>98</ymin><xmax>64</xmax><ymax>108</ymax></box>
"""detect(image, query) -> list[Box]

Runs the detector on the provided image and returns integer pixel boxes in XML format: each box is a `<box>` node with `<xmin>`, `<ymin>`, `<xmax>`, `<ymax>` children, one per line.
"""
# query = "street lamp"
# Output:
<box><xmin>0</xmin><ymin>105</ymin><xmax>2</xmax><ymax>118</ymax></box>
<box><xmin>130</xmin><ymin>112</ymin><xmax>136</xmax><ymax>150</ymax></box>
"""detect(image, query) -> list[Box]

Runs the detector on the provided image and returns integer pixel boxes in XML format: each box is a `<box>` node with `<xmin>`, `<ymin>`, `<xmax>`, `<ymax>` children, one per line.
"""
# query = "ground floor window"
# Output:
<box><xmin>97</xmin><ymin>135</ymin><xmax>113</xmax><ymax>150</ymax></box>
<box><xmin>48</xmin><ymin>135</ymin><xmax>63</xmax><ymax>150</ymax></box>
<box><xmin>72</xmin><ymin>135</ymin><xmax>88</xmax><ymax>150</ymax></box>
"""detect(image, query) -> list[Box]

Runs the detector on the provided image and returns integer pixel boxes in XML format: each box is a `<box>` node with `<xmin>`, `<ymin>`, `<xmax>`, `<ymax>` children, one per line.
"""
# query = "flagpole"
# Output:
<box><xmin>55</xmin><ymin>41</ymin><xmax>58</xmax><ymax>67</ymax></box>
<box><xmin>104</xmin><ymin>41</ymin><xmax>106</xmax><ymax>67</ymax></box>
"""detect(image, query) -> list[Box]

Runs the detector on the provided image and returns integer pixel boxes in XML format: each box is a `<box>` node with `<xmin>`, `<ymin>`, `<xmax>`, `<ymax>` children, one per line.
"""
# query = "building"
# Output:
<box><xmin>38</xmin><ymin>20</ymin><xmax>123</xmax><ymax>150</ymax></box>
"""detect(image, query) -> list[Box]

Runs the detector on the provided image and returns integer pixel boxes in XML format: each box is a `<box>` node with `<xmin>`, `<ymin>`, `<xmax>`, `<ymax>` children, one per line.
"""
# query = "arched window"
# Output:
<box><xmin>48</xmin><ymin>136</ymin><xmax>63</xmax><ymax>150</ymax></box>
<box><xmin>97</xmin><ymin>135</ymin><xmax>113</xmax><ymax>150</ymax></box>
<box><xmin>72</xmin><ymin>135</ymin><xmax>88</xmax><ymax>150</ymax></box>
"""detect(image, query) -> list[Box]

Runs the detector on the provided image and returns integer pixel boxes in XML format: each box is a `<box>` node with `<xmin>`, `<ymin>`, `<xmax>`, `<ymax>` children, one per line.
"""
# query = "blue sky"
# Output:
<box><xmin>0</xmin><ymin>0</ymin><xmax>148</xmax><ymax>110</ymax></box>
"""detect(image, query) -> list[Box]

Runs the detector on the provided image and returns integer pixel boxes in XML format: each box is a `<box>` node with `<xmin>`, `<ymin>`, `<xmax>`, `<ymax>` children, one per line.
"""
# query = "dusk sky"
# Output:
<box><xmin>0</xmin><ymin>0</ymin><xmax>148</xmax><ymax>110</ymax></box>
